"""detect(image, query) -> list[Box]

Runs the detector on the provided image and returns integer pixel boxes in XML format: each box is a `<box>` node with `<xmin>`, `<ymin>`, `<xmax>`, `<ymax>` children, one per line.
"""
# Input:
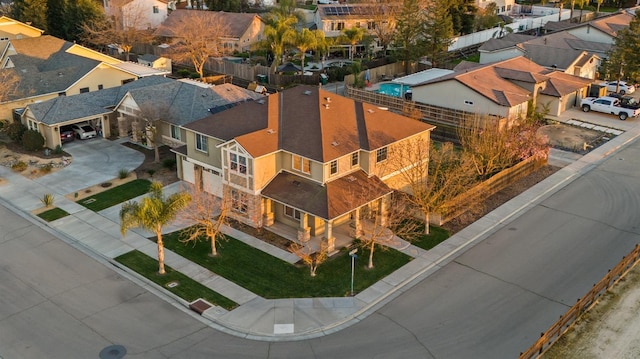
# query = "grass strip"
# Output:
<box><xmin>77</xmin><ymin>179</ymin><xmax>152</xmax><ymax>211</ymax></box>
<box><xmin>163</xmin><ymin>232</ymin><xmax>412</xmax><ymax>298</ymax></box>
<box><xmin>411</xmin><ymin>225</ymin><xmax>450</xmax><ymax>251</ymax></box>
<box><xmin>37</xmin><ymin>207</ymin><xmax>69</xmax><ymax>222</ymax></box>
<box><xmin>115</xmin><ymin>250</ymin><xmax>237</xmax><ymax>310</ymax></box>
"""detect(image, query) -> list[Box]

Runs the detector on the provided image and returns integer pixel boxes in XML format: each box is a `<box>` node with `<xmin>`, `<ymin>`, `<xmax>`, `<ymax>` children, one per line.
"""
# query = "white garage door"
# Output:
<box><xmin>182</xmin><ymin>160</ymin><xmax>195</xmax><ymax>184</ymax></box>
<box><xmin>203</xmin><ymin>169</ymin><xmax>223</xmax><ymax>197</ymax></box>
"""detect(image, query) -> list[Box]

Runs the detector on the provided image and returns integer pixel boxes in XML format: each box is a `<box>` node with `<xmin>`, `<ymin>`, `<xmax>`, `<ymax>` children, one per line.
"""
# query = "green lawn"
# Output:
<box><xmin>411</xmin><ymin>225</ymin><xmax>450</xmax><ymax>251</ymax></box>
<box><xmin>115</xmin><ymin>250</ymin><xmax>237</xmax><ymax>310</ymax></box>
<box><xmin>77</xmin><ymin>179</ymin><xmax>152</xmax><ymax>211</ymax></box>
<box><xmin>37</xmin><ymin>207</ymin><xmax>69</xmax><ymax>222</ymax></box>
<box><xmin>162</xmin><ymin>232</ymin><xmax>412</xmax><ymax>298</ymax></box>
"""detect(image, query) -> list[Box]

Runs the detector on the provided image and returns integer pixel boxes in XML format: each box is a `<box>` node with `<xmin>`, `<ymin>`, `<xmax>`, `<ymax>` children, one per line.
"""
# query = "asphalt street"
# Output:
<box><xmin>2</xmin><ymin>130</ymin><xmax>640</xmax><ymax>358</ymax></box>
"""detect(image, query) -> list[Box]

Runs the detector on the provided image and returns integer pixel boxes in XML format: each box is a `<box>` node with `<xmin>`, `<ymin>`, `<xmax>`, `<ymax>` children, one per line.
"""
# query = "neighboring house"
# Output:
<box><xmin>138</xmin><ymin>53</ymin><xmax>172</xmax><ymax>72</ymax></box>
<box><xmin>546</xmin><ymin>8</ymin><xmax>637</xmax><ymax>45</ymax></box>
<box><xmin>21</xmin><ymin>76</ymin><xmax>174</xmax><ymax>149</ymax></box>
<box><xmin>155</xmin><ymin>10</ymin><xmax>265</xmax><ymax>54</ymax></box>
<box><xmin>103</xmin><ymin>0</ymin><xmax>173</xmax><ymax>30</ymax></box>
<box><xmin>314</xmin><ymin>3</ymin><xmax>399</xmax><ymax>51</ymax></box>
<box><xmin>177</xmin><ymin>85</ymin><xmax>435</xmax><ymax>251</ymax></box>
<box><xmin>113</xmin><ymin>79</ymin><xmax>265</xmax><ymax>149</ymax></box>
<box><xmin>479</xmin><ymin>31</ymin><xmax>605</xmax><ymax>79</ymax></box>
<box><xmin>0</xmin><ymin>16</ymin><xmax>44</xmax><ymax>40</ymax></box>
<box><xmin>410</xmin><ymin>56</ymin><xmax>592</xmax><ymax>118</ymax></box>
<box><xmin>0</xmin><ymin>35</ymin><xmax>166</xmax><ymax>121</ymax></box>
<box><xmin>477</xmin><ymin>0</ymin><xmax>515</xmax><ymax>15</ymax></box>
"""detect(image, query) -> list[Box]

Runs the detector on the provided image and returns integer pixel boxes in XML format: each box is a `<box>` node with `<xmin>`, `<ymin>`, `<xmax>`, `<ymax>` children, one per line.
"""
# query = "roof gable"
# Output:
<box><xmin>156</xmin><ymin>9</ymin><xmax>261</xmax><ymax>39</ymax></box>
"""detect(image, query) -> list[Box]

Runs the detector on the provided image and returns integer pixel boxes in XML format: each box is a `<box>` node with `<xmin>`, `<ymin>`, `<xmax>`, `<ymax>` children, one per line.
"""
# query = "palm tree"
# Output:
<box><xmin>263</xmin><ymin>14</ymin><xmax>298</xmax><ymax>67</ymax></box>
<box><xmin>315</xmin><ymin>33</ymin><xmax>335</xmax><ymax>71</ymax></box>
<box><xmin>291</xmin><ymin>28</ymin><xmax>319</xmax><ymax>73</ymax></box>
<box><xmin>120</xmin><ymin>182</ymin><xmax>191</xmax><ymax>275</ymax></box>
<box><xmin>340</xmin><ymin>27</ymin><xmax>366</xmax><ymax>60</ymax></box>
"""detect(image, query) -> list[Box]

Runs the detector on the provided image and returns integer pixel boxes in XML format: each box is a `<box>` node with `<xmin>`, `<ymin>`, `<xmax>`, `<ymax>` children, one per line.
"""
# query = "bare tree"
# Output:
<box><xmin>82</xmin><ymin>0</ymin><xmax>154</xmax><ymax>61</ymax></box>
<box><xmin>137</xmin><ymin>102</ymin><xmax>171</xmax><ymax>163</ymax></box>
<box><xmin>180</xmin><ymin>185</ymin><xmax>232</xmax><ymax>257</ymax></box>
<box><xmin>157</xmin><ymin>11</ymin><xmax>229</xmax><ymax>78</ymax></box>
<box><xmin>289</xmin><ymin>240</ymin><xmax>328</xmax><ymax>277</ymax></box>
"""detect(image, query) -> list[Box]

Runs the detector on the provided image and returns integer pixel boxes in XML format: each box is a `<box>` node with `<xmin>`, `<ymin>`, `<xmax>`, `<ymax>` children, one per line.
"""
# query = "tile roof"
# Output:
<box><xmin>478</xmin><ymin>33</ymin><xmax>535</xmax><ymax>52</ymax></box>
<box><xmin>5</xmin><ymin>36</ymin><xmax>103</xmax><ymax>98</ymax></box>
<box><xmin>126</xmin><ymin>81</ymin><xmax>265</xmax><ymax>126</ymax></box>
<box><xmin>539</xmin><ymin>71</ymin><xmax>593</xmax><ymax>96</ymax></box>
<box><xmin>184</xmin><ymin>85</ymin><xmax>435</xmax><ymax>161</ymax></box>
<box><xmin>261</xmin><ymin>170</ymin><xmax>392</xmax><ymax>220</ymax></box>
<box><xmin>26</xmin><ymin>76</ymin><xmax>175</xmax><ymax>125</ymax></box>
<box><xmin>155</xmin><ymin>9</ymin><xmax>261</xmax><ymax>39</ymax></box>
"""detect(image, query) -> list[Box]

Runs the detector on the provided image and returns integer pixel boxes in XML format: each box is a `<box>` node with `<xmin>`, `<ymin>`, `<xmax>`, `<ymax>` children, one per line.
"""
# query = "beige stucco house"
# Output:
<box><xmin>177</xmin><ymin>85</ymin><xmax>435</xmax><ymax>251</ymax></box>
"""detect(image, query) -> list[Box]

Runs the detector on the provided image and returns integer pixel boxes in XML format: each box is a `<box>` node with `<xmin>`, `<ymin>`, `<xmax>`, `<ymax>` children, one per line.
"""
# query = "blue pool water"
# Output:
<box><xmin>377</xmin><ymin>83</ymin><xmax>410</xmax><ymax>97</ymax></box>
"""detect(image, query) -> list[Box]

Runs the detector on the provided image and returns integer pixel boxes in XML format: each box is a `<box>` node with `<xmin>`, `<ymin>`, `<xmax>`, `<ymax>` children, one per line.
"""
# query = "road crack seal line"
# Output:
<box><xmin>453</xmin><ymin>260</ymin><xmax>570</xmax><ymax>308</ymax></box>
<box><xmin>376</xmin><ymin>312</ymin><xmax>437</xmax><ymax>358</ymax></box>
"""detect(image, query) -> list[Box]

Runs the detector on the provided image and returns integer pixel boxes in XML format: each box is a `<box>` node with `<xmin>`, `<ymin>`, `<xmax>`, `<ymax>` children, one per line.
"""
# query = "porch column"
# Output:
<box><xmin>131</xmin><ymin>120</ymin><xmax>140</xmax><ymax>142</ymax></box>
<box><xmin>297</xmin><ymin>213</ymin><xmax>310</xmax><ymax>241</ymax></box>
<box><xmin>117</xmin><ymin>115</ymin><xmax>128</xmax><ymax>138</ymax></box>
<box><xmin>378</xmin><ymin>197</ymin><xmax>389</xmax><ymax>227</ymax></box>
<box><xmin>262</xmin><ymin>198</ymin><xmax>274</xmax><ymax>226</ymax></box>
<box><xmin>323</xmin><ymin>220</ymin><xmax>335</xmax><ymax>253</ymax></box>
<box><xmin>354</xmin><ymin>207</ymin><xmax>364</xmax><ymax>238</ymax></box>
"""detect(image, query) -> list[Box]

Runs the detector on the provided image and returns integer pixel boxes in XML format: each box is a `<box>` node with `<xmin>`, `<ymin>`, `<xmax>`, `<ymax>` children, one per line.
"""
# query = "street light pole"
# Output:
<box><xmin>349</xmin><ymin>248</ymin><xmax>358</xmax><ymax>296</ymax></box>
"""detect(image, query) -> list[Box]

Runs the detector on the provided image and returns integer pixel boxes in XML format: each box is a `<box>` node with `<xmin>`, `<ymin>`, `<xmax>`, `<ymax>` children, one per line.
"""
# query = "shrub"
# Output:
<box><xmin>118</xmin><ymin>168</ymin><xmax>130</xmax><ymax>179</ymax></box>
<box><xmin>22</xmin><ymin>130</ymin><xmax>45</xmax><ymax>151</ymax></box>
<box><xmin>5</xmin><ymin>122</ymin><xmax>27</xmax><ymax>143</ymax></box>
<box><xmin>40</xmin><ymin>164</ymin><xmax>53</xmax><ymax>173</ymax></box>
<box><xmin>177</xmin><ymin>69</ymin><xmax>190</xmax><ymax>78</ymax></box>
<box><xmin>11</xmin><ymin>161</ymin><xmax>27</xmax><ymax>172</ymax></box>
<box><xmin>162</xmin><ymin>158</ymin><xmax>176</xmax><ymax>170</ymax></box>
<box><xmin>53</xmin><ymin>145</ymin><xmax>63</xmax><ymax>154</ymax></box>
<box><xmin>41</xmin><ymin>193</ymin><xmax>55</xmax><ymax>207</ymax></box>
<box><xmin>189</xmin><ymin>72</ymin><xmax>200</xmax><ymax>79</ymax></box>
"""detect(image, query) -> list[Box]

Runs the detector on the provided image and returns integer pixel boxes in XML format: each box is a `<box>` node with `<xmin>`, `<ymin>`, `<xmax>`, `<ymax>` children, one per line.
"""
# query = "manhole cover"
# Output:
<box><xmin>99</xmin><ymin>345</ymin><xmax>126</xmax><ymax>359</ymax></box>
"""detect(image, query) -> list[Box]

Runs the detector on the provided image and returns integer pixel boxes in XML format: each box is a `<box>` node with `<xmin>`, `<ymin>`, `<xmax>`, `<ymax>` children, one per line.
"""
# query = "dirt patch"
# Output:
<box><xmin>121</xmin><ymin>142</ymin><xmax>179</xmax><ymax>186</ymax></box>
<box><xmin>538</xmin><ymin>123</ymin><xmax>613</xmax><ymax>154</ymax></box>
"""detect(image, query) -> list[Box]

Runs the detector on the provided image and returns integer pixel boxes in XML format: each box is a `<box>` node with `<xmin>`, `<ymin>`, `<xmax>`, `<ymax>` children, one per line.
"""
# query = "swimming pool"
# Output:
<box><xmin>377</xmin><ymin>83</ymin><xmax>411</xmax><ymax>98</ymax></box>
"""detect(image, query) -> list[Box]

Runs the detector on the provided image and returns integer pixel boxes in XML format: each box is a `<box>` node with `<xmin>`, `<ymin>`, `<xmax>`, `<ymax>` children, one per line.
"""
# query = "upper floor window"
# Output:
<box><xmin>367</xmin><ymin>21</ymin><xmax>376</xmax><ymax>30</ymax></box>
<box><xmin>230</xmin><ymin>153</ymin><xmax>247</xmax><ymax>174</ymax></box>
<box><xmin>376</xmin><ymin>147</ymin><xmax>388</xmax><ymax>163</ymax></box>
<box><xmin>196</xmin><ymin>133</ymin><xmax>208</xmax><ymax>152</ymax></box>
<box><xmin>153</xmin><ymin>5</ymin><xmax>159</xmax><ymax>13</ymax></box>
<box><xmin>292</xmin><ymin>155</ymin><xmax>311</xmax><ymax>174</ymax></box>
<box><xmin>79</xmin><ymin>87</ymin><xmax>89</xmax><ymax>94</ymax></box>
<box><xmin>27</xmin><ymin>119</ymin><xmax>37</xmax><ymax>131</ymax></box>
<box><xmin>351</xmin><ymin>152</ymin><xmax>359</xmax><ymax>167</ymax></box>
<box><xmin>330</xmin><ymin>160</ymin><xmax>338</xmax><ymax>175</ymax></box>
<box><xmin>331</xmin><ymin>22</ymin><xmax>344</xmax><ymax>31</ymax></box>
<box><xmin>170</xmin><ymin>125</ymin><xmax>180</xmax><ymax>140</ymax></box>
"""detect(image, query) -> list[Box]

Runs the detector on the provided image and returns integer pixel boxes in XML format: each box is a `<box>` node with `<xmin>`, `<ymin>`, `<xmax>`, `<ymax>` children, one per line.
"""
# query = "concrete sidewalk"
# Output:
<box><xmin>1</xmin><ymin>119</ymin><xmax>640</xmax><ymax>341</ymax></box>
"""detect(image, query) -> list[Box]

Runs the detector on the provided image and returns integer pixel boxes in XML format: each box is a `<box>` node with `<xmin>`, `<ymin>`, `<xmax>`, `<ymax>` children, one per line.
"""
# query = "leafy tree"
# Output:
<box><xmin>46</xmin><ymin>0</ymin><xmax>66</xmax><ymax>39</ymax></box>
<box><xmin>449</xmin><ymin>0</ymin><xmax>477</xmax><ymax>35</ymax></box>
<box><xmin>65</xmin><ymin>0</ymin><xmax>104</xmax><ymax>43</ymax></box>
<box><xmin>422</xmin><ymin>0</ymin><xmax>454</xmax><ymax>68</ymax></box>
<box><xmin>340</xmin><ymin>27</ymin><xmax>366</xmax><ymax>60</ymax></box>
<box><xmin>261</xmin><ymin>14</ymin><xmax>297</xmax><ymax>67</ymax></box>
<box><xmin>601</xmin><ymin>9</ymin><xmax>640</xmax><ymax>84</ymax></box>
<box><xmin>21</xmin><ymin>129</ymin><xmax>44</xmax><ymax>151</ymax></box>
<box><xmin>12</xmin><ymin>0</ymin><xmax>47</xmax><ymax>32</ymax></box>
<box><xmin>4</xmin><ymin>121</ymin><xmax>27</xmax><ymax>143</ymax></box>
<box><xmin>120</xmin><ymin>182</ymin><xmax>191</xmax><ymax>275</ymax></box>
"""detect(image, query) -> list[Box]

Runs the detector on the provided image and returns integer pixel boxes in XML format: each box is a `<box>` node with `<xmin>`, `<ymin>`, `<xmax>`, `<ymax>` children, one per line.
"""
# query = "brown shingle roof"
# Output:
<box><xmin>184</xmin><ymin>85</ymin><xmax>435</xmax><ymax>161</ymax></box>
<box><xmin>261</xmin><ymin>170</ymin><xmax>392</xmax><ymax>220</ymax></box>
<box><xmin>540</xmin><ymin>71</ymin><xmax>592</xmax><ymax>96</ymax></box>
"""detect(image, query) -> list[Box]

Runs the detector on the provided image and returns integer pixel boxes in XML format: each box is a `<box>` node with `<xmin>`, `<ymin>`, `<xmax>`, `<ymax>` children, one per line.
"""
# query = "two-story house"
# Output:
<box><xmin>102</xmin><ymin>0</ymin><xmax>173</xmax><ymax>30</ymax></box>
<box><xmin>177</xmin><ymin>85</ymin><xmax>434</xmax><ymax>251</ymax></box>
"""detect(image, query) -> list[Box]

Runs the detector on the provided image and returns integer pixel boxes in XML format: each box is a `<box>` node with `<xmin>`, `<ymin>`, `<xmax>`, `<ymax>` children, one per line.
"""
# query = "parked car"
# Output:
<box><xmin>59</xmin><ymin>126</ymin><xmax>75</xmax><ymax>143</ymax></box>
<box><xmin>71</xmin><ymin>122</ymin><xmax>97</xmax><ymax>140</ymax></box>
<box><xmin>602</xmin><ymin>81</ymin><xmax>635</xmax><ymax>95</ymax></box>
<box><xmin>580</xmin><ymin>96</ymin><xmax>640</xmax><ymax>120</ymax></box>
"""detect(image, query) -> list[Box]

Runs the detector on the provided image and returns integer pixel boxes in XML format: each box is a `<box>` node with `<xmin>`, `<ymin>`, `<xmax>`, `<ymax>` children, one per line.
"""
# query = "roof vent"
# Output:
<box><xmin>266</xmin><ymin>128</ymin><xmax>275</xmax><ymax>134</ymax></box>
<box><xmin>367</xmin><ymin>109</ymin><xmax>374</xmax><ymax>113</ymax></box>
<box><xmin>325</xmin><ymin>97</ymin><xmax>331</xmax><ymax>103</ymax></box>
<box><xmin>292</xmin><ymin>180</ymin><xmax>301</xmax><ymax>186</ymax></box>
<box><xmin>331</xmin><ymin>141</ymin><xmax>339</xmax><ymax>146</ymax></box>
<box><xmin>303</xmin><ymin>90</ymin><xmax>312</xmax><ymax>95</ymax></box>
<box><xmin>257</xmin><ymin>99</ymin><xmax>265</xmax><ymax>105</ymax></box>
<box><xmin>324</xmin><ymin>104</ymin><xmax>330</xmax><ymax>109</ymax></box>
<box><xmin>377</xmin><ymin>107</ymin><xmax>388</xmax><ymax>111</ymax></box>
<box><xmin>347</xmin><ymin>176</ymin><xmax>357</xmax><ymax>182</ymax></box>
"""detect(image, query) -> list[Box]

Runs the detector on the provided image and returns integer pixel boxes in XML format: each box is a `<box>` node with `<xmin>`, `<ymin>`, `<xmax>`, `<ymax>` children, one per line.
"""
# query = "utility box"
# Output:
<box><xmin>257</xmin><ymin>74</ymin><xmax>267</xmax><ymax>84</ymax></box>
<box><xmin>320</xmin><ymin>73</ymin><xmax>328</xmax><ymax>85</ymax></box>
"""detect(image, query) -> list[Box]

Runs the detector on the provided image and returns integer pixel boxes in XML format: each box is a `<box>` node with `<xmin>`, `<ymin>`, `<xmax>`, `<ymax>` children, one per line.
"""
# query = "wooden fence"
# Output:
<box><xmin>519</xmin><ymin>244</ymin><xmax>640</xmax><ymax>359</ymax></box>
<box><xmin>437</xmin><ymin>156</ymin><xmax>547</xmax><ymax>223</ymax></box>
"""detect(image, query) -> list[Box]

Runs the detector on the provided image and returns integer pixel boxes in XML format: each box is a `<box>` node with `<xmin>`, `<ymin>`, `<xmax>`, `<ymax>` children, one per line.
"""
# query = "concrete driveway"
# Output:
<box><xmin>32</xmin><ymin>138</ymin><xmax>144</xmax><ymax>196</ymax></box>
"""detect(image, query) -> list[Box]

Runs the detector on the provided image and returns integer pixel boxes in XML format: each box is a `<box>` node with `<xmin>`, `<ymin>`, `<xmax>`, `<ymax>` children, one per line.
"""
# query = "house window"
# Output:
<box><xmin>332</xmin><ymin>22</ymin><xmax>344</xmax><ymax>31</ymax></box>
<box><xmin>170</xmin><ymin>125</ymin><xmax>180</xmax><ymax>140</ymax></box>
<box><xmin>284</xmin><ymin>205</ymin><xmax>301</xmax><ymax>220</ymax></box>
<box><xmin>376</xmin><ymin>147</ymin><xmax>388</xmax><ymax>163</ymax></box>
<box><xmin>367</xmin><ymin>21</ymin><xmax>375</xmax><ymax>30</ymax></box>
<box><xmin>330</xmin><ymin>160</ymin><xmax>338</xmax><ymax>175</ymax></box>
<box><xmin>98</xmin><ymin>84</ymin><xmax>104</xmax><ymax>90</ymax></box>
<box><xmin>230</xmin><ymin>153</ymin><xmax>247</xmax><ymax>174</ymax></box>
<box><xmin>351</xmin><ymin>152</ymin><xmax>359</xmax><ymax>167</ymax></box>
<box><xmin>153</xmin><ymin>5</ymin><xmax>159</xmax><ymax>13</ymax></box>
<box><xmin>231</xmin><ymin>189</ymin><xmax>248</xmax><ymax>213</ymax></box>
<box><xmin>464</xmin><ymin>100</ymin><xmax>474</xmax><ymax>106</ymax></box>
<box><xmin>58</xmin><ymin>92</ymin><xmax>66</xmax><ymax>96</ymax></box>
<box><xmin>292</xmin><ymin>155</ymin><xmax>311</xmax><ymax>174</ymax></box>
<box><xmin>79</xmin><ymin>87</ymin><xmax>89</xmax><ymax>93</ymax></box>
<box><xmin>196</xmin><ymin>133</ymin><xmax>208</xmax><ymax>152</ymax></box>
<box><xmin>27</xmin><ymin>119</ymin><xmax>37</xmax><ymax>131</ymax></box>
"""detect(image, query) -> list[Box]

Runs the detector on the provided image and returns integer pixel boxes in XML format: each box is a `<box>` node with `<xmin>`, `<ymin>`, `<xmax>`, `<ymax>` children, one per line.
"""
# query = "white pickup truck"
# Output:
<box><xmin>581</xmin><ymin>96</ymin><xmax>640</xmax><ymax>120</ymax></box>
